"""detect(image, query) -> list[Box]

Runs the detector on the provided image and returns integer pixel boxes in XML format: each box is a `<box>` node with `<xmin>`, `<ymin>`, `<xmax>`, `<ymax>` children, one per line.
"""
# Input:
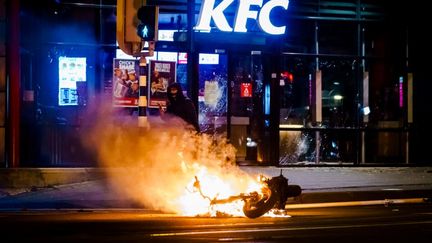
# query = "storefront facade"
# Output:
<box><xmin>0</xmin><ymin>0</ymin><xmax>429</xmax><ymax>167</ymax></box>
<box><xmin>135</xmin><ymin>0</ymin><xmax>422</xmax><ymax>165</ymax></box>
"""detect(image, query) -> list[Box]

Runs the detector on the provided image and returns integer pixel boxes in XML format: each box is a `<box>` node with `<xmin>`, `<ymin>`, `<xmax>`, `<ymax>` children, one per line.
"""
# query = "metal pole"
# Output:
<box><xmin>361</xmin><ymin>24</ymin><xmax>367</xmax><ymax>164</ymax></box>
<box><xmin>405</xmin><ymin>131</ymin><xmax>409</xmax><ymax>164</ymax></box>
<box><xmin>314</xmin><ymin>21</ymin><xmax>321</xmax><ymax>165</ymax></box>
<box><xmin>6</xmin><ymin>0</ymin><xmax>21</xmax><ymax>168</ymax></box>
<box><xmin>314</xmin><ymin>70</ymin><xmax>321</xmax><ymax>165</ymax></box>
<box><xmin>187</xmin><ymin>0</ymin><xmax>198</xmax><ymax>110</ymax></box>
<box><xmin>138</xmin><ymin>41</ymin><xmax>152</xmax><ymax>129</ymax></box>
<box><xmin>406</xmin><ymin>73</ymin><xmax>413</xmax><ymax>164</ymax></box>
<box><xmin>405</xmin><ymin>26</ymin><xmax>412</xmax><ymax>164</ymax></box>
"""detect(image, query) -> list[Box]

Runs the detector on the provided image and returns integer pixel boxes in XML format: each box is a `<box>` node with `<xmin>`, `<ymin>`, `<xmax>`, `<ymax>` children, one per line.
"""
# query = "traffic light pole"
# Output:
<box><xmin>137</xmin><ymin>41</ymin><xmax>155</xmax><ymax>129</ymax></box>
<box><xmin>7</xmin><ymin>0</ymin><xmax>21</xmax><ymax>167</ymax></box>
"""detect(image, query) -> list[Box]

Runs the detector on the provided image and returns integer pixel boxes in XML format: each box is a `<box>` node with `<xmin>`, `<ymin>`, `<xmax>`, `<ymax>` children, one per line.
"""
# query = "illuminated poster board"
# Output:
<box><xmin>58</xmin><ymin>57</ymin><xmax>86</xmax><ymax>106</ymax></box>
<box><xmin>178</xmin><ymin>52</ymin><xmax>187</xmax><ymax>64</ymax></box>
<box><xmin>158</xmin><ymin>51</ymin><xmax>178</xmax><ymax>62</ymax></box>
<box><xmin>112</xmin><ymin>59</ymin><xmax>140</xmax><ymax>107</ymax></box>
<box><xmin>148</xmin><ymin>60</ymin><xmax>176</xmax><ymax>108</ymax></box>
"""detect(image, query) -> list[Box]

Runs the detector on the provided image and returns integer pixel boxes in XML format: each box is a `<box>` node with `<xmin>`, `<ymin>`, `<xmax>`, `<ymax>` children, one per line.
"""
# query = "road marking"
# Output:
<box><xmin>150</xmin><ymin>220</ymin><xmax>432</xmax><ymax>237</ymax></box>
<box><xmin>284</xmin><ymin>198</ymin><xmax>428</xmax><ymax>209</ymax></box>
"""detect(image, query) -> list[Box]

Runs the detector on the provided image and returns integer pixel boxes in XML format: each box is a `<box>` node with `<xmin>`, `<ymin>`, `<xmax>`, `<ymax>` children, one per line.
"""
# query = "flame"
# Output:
<box><xmin>80</xmin><ymin>102</ymin><xmax>290</xmax><ymax>218</ymax></box>
<box><xmin>176</xmin><ymin>159</ymin><xmax>262</xmax><ymax>217</ymax></box>
<box><xmin>175</xmin><ymin>160</ymin><xmax>291</xmax><ymax>218</ymax></box>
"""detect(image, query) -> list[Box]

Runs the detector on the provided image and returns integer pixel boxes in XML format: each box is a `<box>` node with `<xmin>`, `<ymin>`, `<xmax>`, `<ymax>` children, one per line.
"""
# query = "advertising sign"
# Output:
<box><xmin>58</xmin><ymin>56</ymin><xmax>86</xmax><ymax>106</ymax></box>
<box><xmin>148</xmin><ymin>60</ymin><xmax>176</xmax><ymax>108</ymax></box>
<box><xmin>195</xmin><ymin>0</ymin><xmax>290</xmax><ymax>35</ymax></box>
<box><xmin>112</xmin><ymin>58</ymin><xmax>140</xmax><ymax>107</ymax></box>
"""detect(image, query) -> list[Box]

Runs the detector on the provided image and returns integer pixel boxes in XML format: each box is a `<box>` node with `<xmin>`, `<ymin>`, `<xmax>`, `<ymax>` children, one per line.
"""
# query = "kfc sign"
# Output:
<box><xmin>195</xmin><ymin>0</ymin><xmax>289</xmax><ymax>35</ymax></box>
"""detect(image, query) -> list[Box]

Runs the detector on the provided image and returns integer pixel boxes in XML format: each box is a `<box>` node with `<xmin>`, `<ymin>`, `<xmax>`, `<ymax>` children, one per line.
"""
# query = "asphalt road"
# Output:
<box><xmin>1</xmin><ymin>203</ymin><xmax>432</xmax><ymax>242</ymax></box>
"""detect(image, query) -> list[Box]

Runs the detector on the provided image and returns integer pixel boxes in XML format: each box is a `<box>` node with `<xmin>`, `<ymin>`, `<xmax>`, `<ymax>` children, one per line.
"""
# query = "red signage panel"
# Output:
<box><xmin>241</xmin><ymin>83</ymin><xmax>252</xmax><ymax>97</ymax></box>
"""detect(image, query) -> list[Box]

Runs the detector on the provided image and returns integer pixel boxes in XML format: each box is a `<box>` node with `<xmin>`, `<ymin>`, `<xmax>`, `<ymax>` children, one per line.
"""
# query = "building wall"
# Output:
<box><xmin>0</xmin><ymin>0</ymin><xmax>6</xmax><ymax>166</ymax></box>
<box><xmin>4</xmin><ymin>0</ymin><xmax>429</xmax><ymax>166</ymax></box>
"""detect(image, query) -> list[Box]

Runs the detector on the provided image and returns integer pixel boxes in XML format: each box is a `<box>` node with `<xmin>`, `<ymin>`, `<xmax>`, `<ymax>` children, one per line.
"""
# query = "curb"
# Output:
<box><xmin>295</xmin><ymin>189</ymin><xmax>432</xmax><ymax>204</ymax></box>
<box><xmin>0</xmin><ymin>168</ymin><xmax>105</xmax><ymax>188</ymax></box>
<box><xmin>0</xmin><ymin>187</ymin><xmax>430</xmax><ymax>210</ymax></box>
<box><xmin>285</xmin><ymin>198</ymin><xmax>430</xmax><ymax>209</ymax></box>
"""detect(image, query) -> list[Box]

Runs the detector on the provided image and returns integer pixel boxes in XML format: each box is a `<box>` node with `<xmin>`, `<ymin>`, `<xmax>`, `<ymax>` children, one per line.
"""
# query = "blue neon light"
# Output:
<box><xmin>264</xmin><ymin>83</ymin><xmax>270</xmax><ymax>115</ymax></box>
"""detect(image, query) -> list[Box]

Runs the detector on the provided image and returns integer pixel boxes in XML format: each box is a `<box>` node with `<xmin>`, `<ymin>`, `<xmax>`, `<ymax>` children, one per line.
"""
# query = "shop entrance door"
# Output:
<box><xmin>197</xmin><ymin>53</ymin><xmax>228</xmax><ymax>135</ymax></box>
<box><xmin>227</xmin><ymin>52</ymin><xmax>278</xmax><ymax>165</ymax></box>
<box><xmin>196</xmin><ymin>51</ymin><xmax>279</xmax><ymax>165</ymax></box>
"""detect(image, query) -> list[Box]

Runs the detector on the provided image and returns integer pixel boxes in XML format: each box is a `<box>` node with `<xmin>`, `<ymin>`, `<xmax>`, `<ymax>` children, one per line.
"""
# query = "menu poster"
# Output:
<box><xmin>58</xmin><ymin>56</ymin><xmax>86</xmax><ymax>106</ymax></box>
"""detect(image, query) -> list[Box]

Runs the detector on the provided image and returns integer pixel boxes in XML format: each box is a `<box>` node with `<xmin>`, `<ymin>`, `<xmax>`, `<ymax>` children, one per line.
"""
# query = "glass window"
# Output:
<box><xmin>284</xmin><ymin>19</ymin><xmax>316</xmax><ymax>54</ymax></box>
<box><xmin>279</xmin><ymin>56</ymin><xmax>314</xmax><ymax>126</ymax></box>
<box><xmin>279</xmin><ymin>129</ymin><xmax>316</xmax><ymax>164</ymax></box>
<box><xmin>366</xmin><ymin>58</ymin><xmax>404</xmax><ymax>125</ymax></box>
<box><xmin>364</xmin><ymin>21</ymin><xmax>406</xmax><ymax>126</ymax></box>
<box><xmin>278</xmin><ymin>56</ymin><xmax>360</xmax><ymax>164</ymax></box>
<box><xmin>364</xmin><ymin>129</ymin><xmax>406</xmax><ymax>163</ymax></box>
<box><xmin>319</xmin><ymin>21</ymin><xmax>358</xmax><ymax>55</ymax></box>
<box><xmin>364</xmin><ymin>22</ymin><xmax>406</xmax><ymax>60</ymax></box>
<box><xmin>198</xmin><ymin>53</ymin><xmax>228</xmax><ymax>134</ymax></box>
<box><xmin>320</xmin><ymin>57</ymin><xmax>359</xmax><ymax>128</ymax></box>
<box><xmin>229</xmin><ymin>53</ymin><xmax>267</xmax><ymax>162</ymax></box>
<box><xmin>230</xmin><ymin>54</ymin><xmax>253</xmax><ymax>117</ymax></box>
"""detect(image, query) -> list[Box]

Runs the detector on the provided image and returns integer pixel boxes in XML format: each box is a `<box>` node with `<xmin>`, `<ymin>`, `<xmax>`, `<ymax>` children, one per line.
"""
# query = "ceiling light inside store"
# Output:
<box><xmin>333</xmin><ymin>95</ymin><xmax>343</xmax><ymax>100</ymax></box>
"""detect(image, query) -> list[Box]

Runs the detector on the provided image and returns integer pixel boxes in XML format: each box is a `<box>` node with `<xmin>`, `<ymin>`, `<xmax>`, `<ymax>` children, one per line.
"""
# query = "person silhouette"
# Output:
<box><xmin>159</xmin><ymin>83</ymin><xmax>200</xmax><ymax>132</ymax></box>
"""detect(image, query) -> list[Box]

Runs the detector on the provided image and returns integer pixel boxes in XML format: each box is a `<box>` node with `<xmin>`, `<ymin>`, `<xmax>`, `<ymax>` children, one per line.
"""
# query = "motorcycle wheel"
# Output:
<box><xmin>242</xmin><ymin>187</ymin><xmax>278</xmax><ymax>219</ymax></box>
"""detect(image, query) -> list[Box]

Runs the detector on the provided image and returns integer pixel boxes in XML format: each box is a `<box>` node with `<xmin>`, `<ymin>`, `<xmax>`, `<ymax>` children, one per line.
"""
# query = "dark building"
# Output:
<box><xmin>0</xmin><ymin>0</ymin><xmax>431</xmax><ymax>167</ymax></box>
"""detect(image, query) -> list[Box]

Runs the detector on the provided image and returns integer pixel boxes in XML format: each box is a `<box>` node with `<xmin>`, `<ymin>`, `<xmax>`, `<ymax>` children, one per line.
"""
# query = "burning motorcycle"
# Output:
<box><xmin>192</xmin><ymin>171</ymin><xmax>302</xmax><ymax>218</ymax></box>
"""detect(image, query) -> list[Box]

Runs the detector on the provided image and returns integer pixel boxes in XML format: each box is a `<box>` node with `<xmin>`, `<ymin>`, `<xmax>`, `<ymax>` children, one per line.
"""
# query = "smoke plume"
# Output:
<box><xmin>81</xmin><ymin>103</ymin><xmax>254</xmax><ymax>214</ymax></box>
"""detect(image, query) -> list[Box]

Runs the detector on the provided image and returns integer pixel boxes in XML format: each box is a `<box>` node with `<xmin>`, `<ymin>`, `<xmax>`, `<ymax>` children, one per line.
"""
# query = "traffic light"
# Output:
<box><xmin>136</xmin><ymin>5</ymin><xmax>159</xmax><ymax>41</ymax></box>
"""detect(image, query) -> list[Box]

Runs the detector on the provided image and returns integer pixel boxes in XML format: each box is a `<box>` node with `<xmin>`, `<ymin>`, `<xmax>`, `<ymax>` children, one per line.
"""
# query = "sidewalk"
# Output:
<box><xmin>242</xmin><ymin>166</ymin><xmax>432</xmax><ymax>204</ymax></box>
<box><xmin>0</xmin><ymin>166</ymin><xmax>431</xmax><ymax>210</ymax></box>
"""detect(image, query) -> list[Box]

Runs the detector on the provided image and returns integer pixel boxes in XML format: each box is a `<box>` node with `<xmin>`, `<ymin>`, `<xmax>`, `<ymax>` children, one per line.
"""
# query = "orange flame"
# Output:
<box><xmin>176</xmin><ymin>165</ymin><xmax>262</xmax><ymax>217</ymax></box>
<box><xmin>80</xmin><ymin>103</ymin><xmax>290</xmax><ymax>218</ymax></box>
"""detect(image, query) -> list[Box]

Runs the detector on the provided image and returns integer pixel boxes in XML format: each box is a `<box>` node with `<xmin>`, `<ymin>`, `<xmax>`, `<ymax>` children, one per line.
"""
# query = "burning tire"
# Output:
<box><xmin>242</xmin><ymin>186</ymin><xmax>278</xmax><ymax>219</ymax></box>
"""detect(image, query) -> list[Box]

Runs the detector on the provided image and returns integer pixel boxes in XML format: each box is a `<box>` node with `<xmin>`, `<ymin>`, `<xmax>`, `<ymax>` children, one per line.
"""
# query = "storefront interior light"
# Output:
<box><xmin>264</xmin><ymin>84</ymin><xmax>270</xmax><ymax>115</ymax></box>
<box><xmin>246</xmin><ymin>137</ymin><xmax>258</xmax><ymax>147</ymax></box>
<box><xmin>362</xmin><ymin>106</ymin><xmax>370</xmax><ymax>115</ymax></box>
<box><xmin>333</xmin><ymin>95</ymin><xmax>343</xmax><ymax>100</ymax></box>
<box><xmin>279</xmin><ymin>124</ymin><xmax>303</xmax><ymax>129</ymax></box>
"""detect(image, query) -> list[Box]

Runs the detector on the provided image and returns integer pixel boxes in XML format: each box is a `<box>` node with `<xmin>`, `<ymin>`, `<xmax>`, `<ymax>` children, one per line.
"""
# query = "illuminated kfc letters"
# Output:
<box><xmin>195</xmin><ymin>0</ymin><xmax>289</xmax><ymax>35</ymax></box>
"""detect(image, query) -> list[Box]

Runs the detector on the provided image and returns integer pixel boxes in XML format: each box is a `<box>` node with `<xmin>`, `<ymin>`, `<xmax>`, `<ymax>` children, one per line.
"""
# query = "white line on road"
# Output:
<box><xmin>150</xmin><ymin>220</ymin><xmax>432</xmax><ymax>237</ymax></box>
<box><xmin>284</xmin><ymin>198</ymin><xmax>428</xmax><ymax>209</ymax></box>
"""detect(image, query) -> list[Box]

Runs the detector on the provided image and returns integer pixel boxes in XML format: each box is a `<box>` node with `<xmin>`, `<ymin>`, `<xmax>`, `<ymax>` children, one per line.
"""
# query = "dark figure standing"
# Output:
<box><xmin>160</xmin><ymin>83</ymin><xmax>200</xmax><ymax>132</ymax></box>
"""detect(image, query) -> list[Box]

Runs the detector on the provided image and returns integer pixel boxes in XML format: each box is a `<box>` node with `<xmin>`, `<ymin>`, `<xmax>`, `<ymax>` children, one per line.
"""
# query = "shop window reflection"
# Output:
<box><xmin>279</xmin><ymin>57</ymin><xmax>312</xmax><ymax>127</ymax></box>
<box><xmin>279</xmin><ymin>57</ymin><xmax>359</xmax><ymax>164</ymax></box>
<box><xmin>320</xmin><ymin>58</ymin><xmax>358</xmax><ymax>128</ymax></box>
<box><xmin>278</xmin><ymin>57</ymin><xmax>315</xmax><ymax>164</ymax></box>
